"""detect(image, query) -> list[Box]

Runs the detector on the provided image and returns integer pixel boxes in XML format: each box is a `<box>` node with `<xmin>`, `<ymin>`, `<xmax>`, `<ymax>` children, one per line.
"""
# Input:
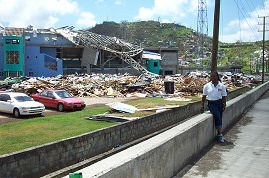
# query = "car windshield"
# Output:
<box><xmin>55</xmin><ymin>91</ymin><xmax>73</xmax><ymax>99</ymax></box>
<box><xmin>14</xmin><ymin>95</ymin><xmax>33</xmax><ymax>102</ymax></box>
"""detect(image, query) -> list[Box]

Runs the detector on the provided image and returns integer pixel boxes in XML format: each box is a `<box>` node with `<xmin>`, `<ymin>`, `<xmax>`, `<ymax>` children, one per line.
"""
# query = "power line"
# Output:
<box><xmin>237</xmin><ymin>0</ymin><xmax>242</xmax><ymax>42</ymax></box>
<box><xmin>239</xmin><ymin>0</ymin><xmax>260</xmax><ymax>35</ymax></box>
<box><xmin>234</xmin><ymin>0</ymin><xmax>261</xmax><ymax>41</ymax></box>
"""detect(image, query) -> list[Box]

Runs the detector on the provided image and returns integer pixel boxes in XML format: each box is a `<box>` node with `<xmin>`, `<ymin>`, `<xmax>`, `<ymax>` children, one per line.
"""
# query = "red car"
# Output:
<box><xmin>31</xmin><ymin>90</ymin><xmax>86</xmax><ymax>112</ymax></box>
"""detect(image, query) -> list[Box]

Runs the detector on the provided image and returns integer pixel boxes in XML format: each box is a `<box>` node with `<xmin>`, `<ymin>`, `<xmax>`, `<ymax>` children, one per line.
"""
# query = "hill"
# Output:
<box><xmin>218</xmin><ymin>41</ymin><xmax>269</xmax><ymax>73</ymax></box>
<box><xmin>88</xmin><ymin>21</ymin><xmax>212</xmax><ymax>57</ymax></box>
<box><xmin>87</xmin><ymin>21</ymin><xmax>268</xmax><ymax>73</ymax></box>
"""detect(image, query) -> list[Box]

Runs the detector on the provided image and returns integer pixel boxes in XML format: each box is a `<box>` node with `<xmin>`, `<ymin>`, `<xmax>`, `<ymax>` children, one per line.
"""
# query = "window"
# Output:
<box><xmin>5</xmin><ymin>39</ymin><xmax>20</xmax><ymax>44</ymax></box>
<box><xmin>6</xmin><ymin>51</ymin><xmax>19</xmax><ymax>64</ymax></box>
<box><xmin>0</xmin><ymin>72</ymin><xmax>3</xmax><ymax>76</ymax></box>
<box><xmin>14</xmin><ymin>96</ymin><xmax>32</xmax><ymax>102</ymax></box>
<box><xmin>154</xmin><ymin>61</ymin><xmax>158</xmax><ymax>67</ymax></box>
<box><xmin>47</xmin><ymin>91</ymin><xmax>55</xmax><ymax>98</ymax></box>
<box><xmin>25</xmin><ymin>36</ymin><xmax>30</xmax><ymax>41</ymax></box>
<box><xmin>44</xmin><ymin>36</ymin><xmax>49</xmax><ymax>41</ymax></box>
<box><xmin>40</xmin><ymin>91</ymin><xmax>48</xmax><ymax>97</ymax></box>
<box><xmin>52</xmin><ymin>37</ymin><xmax>57</xmax><ymax>41</ymax></box>
<box><xmin>6</xmin><ymin>71</ymin><xmax>20</xmax><ymax>77</ymax></box>
<box><xmin>0</xmin><ymin>94</ymin><xmax>11</xmax><ymax>102</ymax></box>
<box><xmin>29</xmin><ymin>72</ymin><xmax>33</xmax><ymax>76</ymax></box>
<box><xmin>55</xmin><ymin>91</ymin><xmax>72</xmax><ymax>98</ymax></box>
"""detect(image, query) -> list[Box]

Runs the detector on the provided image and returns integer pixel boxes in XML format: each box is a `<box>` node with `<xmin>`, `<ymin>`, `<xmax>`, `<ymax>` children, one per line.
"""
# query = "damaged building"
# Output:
<box><xmin>0</xmin><ymin>26</ymin><xmax>180</xmax><ymax>80</ymax></box>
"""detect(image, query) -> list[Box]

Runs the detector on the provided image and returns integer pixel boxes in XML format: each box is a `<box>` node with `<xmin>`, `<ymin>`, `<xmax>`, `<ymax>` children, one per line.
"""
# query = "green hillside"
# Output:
<box><xmin>218</xmin><ymin>41</ymin><xmax>268</xmax><ymax>73</ymax></box>
<box><xmin>88</xmin><ymin>21</ymin><xmax>211</xmax><ymax>56</ymax></box>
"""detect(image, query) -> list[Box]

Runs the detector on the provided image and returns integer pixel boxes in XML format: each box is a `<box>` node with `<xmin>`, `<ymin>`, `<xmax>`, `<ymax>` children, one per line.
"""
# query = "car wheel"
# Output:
<box><xmin>57</xmin><ymin>103</ymin><xmax>64</xmax><ymax>112</ymax></box>
<box><xmin>13</xmin><ymin>108</ymin><xmax>20</xmax><ymax>118</ymax></box>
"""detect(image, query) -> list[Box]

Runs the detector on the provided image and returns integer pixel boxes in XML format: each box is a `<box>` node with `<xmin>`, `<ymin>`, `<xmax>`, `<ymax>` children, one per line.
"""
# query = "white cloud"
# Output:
<box><xmin>135</xmin><ymin>0</ymin><xmax>198</xmax><ymax>21</ymax></box>
<box><xmin>221</xmin><ymin>0</ymin><xmax>269</xmax><ymax>42</ymax></box>
<box><xmin>224</xmin><ymin>19</ymin><xmax>240</xmax><ymax>32</ymax></box>
<box><xmin>161</xmin><ymin>19</ymin><xmax>170</xmax><ymax>23</ymax></box>
<box><xmin>135</xmin><ymin>7</ymin><xmax>154</xmax><ymax>21</ymax></box>
<box><xmin>152</xmin><ymin>0</ymin><xmax>188</xmax><ymax>17</ymax></box>
<box><xmin>76</xmin><ymin>11</ymin><xmax>96</xmax><ymax>28</ymax></box>
<box><xmin>0</xmin><ymin>0</ymin><xmax>78</xmax><ymax>28</ymax></box>
<box><xmin>114</xmin><ymin>1</ymin><xmax>122</xmax><ymax>5</ymax></box>
<box><xmin>220</xmin><ymin>30</ymin><xmax>259</xmax><ymax>43</ymax></box>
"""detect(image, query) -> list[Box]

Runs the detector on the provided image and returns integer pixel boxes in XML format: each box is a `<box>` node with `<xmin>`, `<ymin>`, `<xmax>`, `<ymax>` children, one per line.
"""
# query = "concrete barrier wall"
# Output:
<box><xmin>0</xmin><ymin>85</ymin><xmax>253</xmax><ymax>177</ymax></box>
<box><xmin>67</xmin><ymin>82</ymin><xmax>269</xmax><ymax>178</ymax></box>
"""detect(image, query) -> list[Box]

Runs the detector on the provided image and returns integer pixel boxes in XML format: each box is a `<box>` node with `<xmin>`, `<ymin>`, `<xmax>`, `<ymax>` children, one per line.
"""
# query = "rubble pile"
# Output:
<box><xmin>1</xmin><ymin>72</ymin><xmax>256</xmax><ymax>98</ymax></box>
<box><xmin>9</xmin><ymin>74</ymin><xmax>137</xmax><ymax>97</ymax></box>
<box><xmin>175</xmin><ymin>77</ymin><xmax>209</xmax><ymax>94</ymax></box>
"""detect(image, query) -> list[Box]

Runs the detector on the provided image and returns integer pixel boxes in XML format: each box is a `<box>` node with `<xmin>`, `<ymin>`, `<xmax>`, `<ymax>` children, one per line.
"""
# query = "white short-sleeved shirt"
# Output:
<box><xmin>203</xmin><ymin>81</ymin><xmax>227</xmax><ymax>101</ymax></box>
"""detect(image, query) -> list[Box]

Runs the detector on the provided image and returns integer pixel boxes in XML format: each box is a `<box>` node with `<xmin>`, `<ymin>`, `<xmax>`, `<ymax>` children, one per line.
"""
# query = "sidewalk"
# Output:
<box><xmin>176</xmin><ymin>90</ymin><xmax>269</xmax><ymax>178</ymax></box>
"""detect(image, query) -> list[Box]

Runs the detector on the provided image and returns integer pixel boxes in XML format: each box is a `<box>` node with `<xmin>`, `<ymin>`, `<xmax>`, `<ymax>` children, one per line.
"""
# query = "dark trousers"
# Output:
<box><xmin>207</xmin><ymin>99</ymin><xmax>223</xmax><ymax>129</ymax></box>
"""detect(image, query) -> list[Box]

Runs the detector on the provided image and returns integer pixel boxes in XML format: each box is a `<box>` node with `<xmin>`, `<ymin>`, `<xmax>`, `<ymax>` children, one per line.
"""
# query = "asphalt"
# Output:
<box><xmin>176</xmin><ymin>89</ymin><xmax>269</xmax><ymax>178</ymax></box>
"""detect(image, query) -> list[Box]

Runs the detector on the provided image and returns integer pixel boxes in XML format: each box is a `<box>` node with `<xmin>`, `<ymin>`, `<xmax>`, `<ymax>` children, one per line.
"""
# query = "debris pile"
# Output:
<box><xmin>0</xmin><ymin>72</ymin><xmax>256</xmax><ymax>98</ymax></box>
<box><xmin>175</xmin><ymin>77</ymin><xmax>208</xmax><ymax>94</ymax></box>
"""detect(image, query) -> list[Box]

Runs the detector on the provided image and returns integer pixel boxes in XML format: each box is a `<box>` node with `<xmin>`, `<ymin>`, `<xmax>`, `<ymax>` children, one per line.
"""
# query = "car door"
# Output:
<box><xmin>46</xmin><ymin>91</ymin><xmax>58</xmax><ymax>108</ymax></box>
<box><xmin>0</xmin><ymin>94</ymin><xmax>12</xmax><ymax>113</ymax></box>
<box><xmin>0</xmin><ymin>94</ymin><xmax>5</xmax><ymax>112</ymax></box>
<box><xmin>37</xmin><ymin>91</ymin><xmax>49</xmax><ymax>107</ymax></box>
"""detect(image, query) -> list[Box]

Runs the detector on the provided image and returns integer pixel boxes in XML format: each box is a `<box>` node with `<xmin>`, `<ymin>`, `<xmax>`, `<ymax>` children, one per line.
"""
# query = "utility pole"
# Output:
<box><xmin>211</xmin><ymin>0</ymin><xmax>220</xmax><ymax>72</ymax></box>
<box><xmin>197</xmin><ymin>0</ymin><xmax>208</xmax><ymax>66</ymax></box>
<box><xmin>258</xmin><ymin>16</ymin><xmax>269</xmax><ymax>83</ymax></box>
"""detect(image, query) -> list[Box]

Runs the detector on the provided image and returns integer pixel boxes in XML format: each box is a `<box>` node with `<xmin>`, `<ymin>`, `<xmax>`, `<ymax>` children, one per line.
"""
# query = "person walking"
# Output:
<box><xmin>201</xmin><ymin>71</ymin><xmax>227</xmax><ymax>142</ymax></box>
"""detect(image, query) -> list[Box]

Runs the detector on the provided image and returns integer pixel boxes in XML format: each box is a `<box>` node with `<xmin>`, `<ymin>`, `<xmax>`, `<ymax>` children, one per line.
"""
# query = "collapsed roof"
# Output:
<box><xmin>55</xmin><ymin>26</ymin><xmax>155</xmax><ymax>76</ymax></box>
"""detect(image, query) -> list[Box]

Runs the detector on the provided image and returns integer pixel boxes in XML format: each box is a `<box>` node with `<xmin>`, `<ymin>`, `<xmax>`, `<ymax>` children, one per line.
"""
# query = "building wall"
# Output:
<box><xmin>40</xmin><ymin>47</ymin><xmax>57</xmax><ymax>58</ymax></box>
<box><xmin>146</xmin><ymin>59</ymin><xmax>160</xmax><ymax>74</ymax></box>
<box><xmin>0</xmin><ymin>46</ymin><xmax>3</xmax><ymax>80</ymax></box>
<box><xmin>160</xmin><ymin>51</ymin><xmax>178</xmax><ymax>75</ymax></box>
<box><xmin>0</xmin><ymin>33</ymin><xmax>3</xmax><ymax>80</ymax></box>
<box><xmin>3</xmin><ymin>35</ymin><xmax>25</xmax><ymax>78</ymax></box>
<box><xmin>144</xmin><ymin>48</ymin><xmax>180</xmax><ymax>75</ymax></box>
<box><xmin>0</xmin><ymin>31</ymin><xmax>70</xmax><ymax>79</ymax></box>
<box><xmin>25</xmin><ymin>33</ymin><xmax>73</xmax><ymax>46</ymax></box>
<box><xmin>25</xmin><ymin>46</ymin><xmax>62</xmax><ymax>77</ymax></box>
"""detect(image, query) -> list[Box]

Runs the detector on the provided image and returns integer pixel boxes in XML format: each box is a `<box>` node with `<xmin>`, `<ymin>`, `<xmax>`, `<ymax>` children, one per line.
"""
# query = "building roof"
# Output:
<box><xmin>142</xmin><ymin>51</ymin><xmax>162</xmax><ymax>60</ymax></box>
<box><xmin>4</xmin><ymin>27</ymin><xmax>24</xmax><ymax>37</ymax></box>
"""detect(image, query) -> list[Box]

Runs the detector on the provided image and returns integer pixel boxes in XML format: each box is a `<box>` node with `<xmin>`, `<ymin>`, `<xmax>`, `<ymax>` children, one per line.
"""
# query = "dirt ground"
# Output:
<box><xmin>0</xmin><ymin>97</ymin><xmax>139</xmax><ymax>125</ymax></box>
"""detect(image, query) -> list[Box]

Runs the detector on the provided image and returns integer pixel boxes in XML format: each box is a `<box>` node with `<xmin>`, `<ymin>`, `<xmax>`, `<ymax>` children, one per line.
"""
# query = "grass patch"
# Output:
<box><xmin>0</xmin><ymin>107</ymin><xmax>115</xmax><ymax>155</ymax></box>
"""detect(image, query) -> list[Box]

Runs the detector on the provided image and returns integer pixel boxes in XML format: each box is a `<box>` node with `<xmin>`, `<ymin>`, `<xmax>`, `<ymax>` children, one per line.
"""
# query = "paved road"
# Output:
<box><xmin>176</xmin><ymin>89</ymin><xmax>269</xmax><ymax>178</ymax></box>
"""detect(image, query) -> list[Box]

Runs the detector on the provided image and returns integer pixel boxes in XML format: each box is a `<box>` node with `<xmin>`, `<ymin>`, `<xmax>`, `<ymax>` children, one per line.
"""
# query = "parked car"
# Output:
<box><xmin>31</xmin><ymin>90</ymin><xmax>86</xmax><ymax>112</ymax></box>
<box><xmin>0</xmin><ymin>92</ymin><xmax>45</xmax><ymax>118</ymax></box>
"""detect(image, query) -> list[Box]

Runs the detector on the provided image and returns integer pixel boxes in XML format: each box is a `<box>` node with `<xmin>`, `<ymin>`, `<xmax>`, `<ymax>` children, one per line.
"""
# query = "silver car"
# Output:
<box><xmin>0</xmin><ymin>92</ymin><xmax>45</xmax><ymax>118</ymax></box>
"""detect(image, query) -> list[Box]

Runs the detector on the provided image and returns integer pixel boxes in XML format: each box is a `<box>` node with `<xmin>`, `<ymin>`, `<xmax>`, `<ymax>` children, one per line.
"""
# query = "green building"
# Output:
<box><xmin>142</xmin><ymin>51</ymin><xmax>161</xmax><ymax>75</ymax></box>
<box><xmin>2</xmin><ymin>28</ymin><xmax>25</xmax><ymax>78</ymax></box>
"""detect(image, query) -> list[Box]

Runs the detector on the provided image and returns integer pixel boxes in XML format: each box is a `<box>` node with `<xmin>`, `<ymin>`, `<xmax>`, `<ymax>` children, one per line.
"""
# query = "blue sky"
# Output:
<box><xmin>0</xmin><ymin>0</ymin><xmax>268</xmax><ymax>43</ymax></box>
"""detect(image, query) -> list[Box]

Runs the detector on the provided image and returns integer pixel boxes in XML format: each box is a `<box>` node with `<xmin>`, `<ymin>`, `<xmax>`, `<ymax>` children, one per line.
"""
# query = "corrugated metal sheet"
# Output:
<box><xmin>4</xmin><ymin>27</ymin><xmax>24</xmax><ymax>36</ymax></box>
<box><xmin>142</xmin><ymin>52</ymin><xmax>162</xmax><ymax>60</ymax></box>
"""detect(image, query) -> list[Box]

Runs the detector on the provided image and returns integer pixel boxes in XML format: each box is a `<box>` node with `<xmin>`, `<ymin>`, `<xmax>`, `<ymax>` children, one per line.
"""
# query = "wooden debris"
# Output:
<box><xmin>4</xmin><ymin>72</ymin><xmax>245</xmax><ymax>98</ymax></box>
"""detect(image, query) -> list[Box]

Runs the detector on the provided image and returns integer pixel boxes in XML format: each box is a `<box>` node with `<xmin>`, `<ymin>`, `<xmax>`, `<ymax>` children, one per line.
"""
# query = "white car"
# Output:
<box><xmin>0</xmin><ymin>92</ymin><xmax>45</xmax><ymax>118</ymax></box>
